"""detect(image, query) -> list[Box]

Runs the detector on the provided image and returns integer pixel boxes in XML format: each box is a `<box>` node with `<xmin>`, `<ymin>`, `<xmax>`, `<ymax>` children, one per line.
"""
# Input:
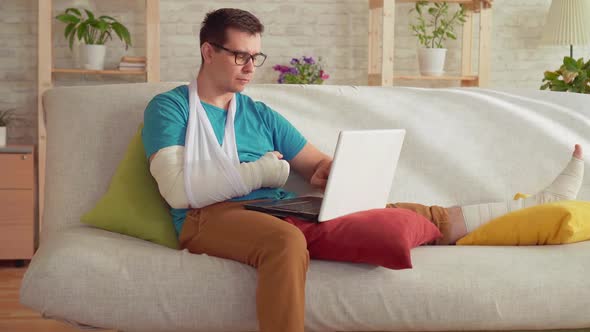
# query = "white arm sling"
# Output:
<box><xmin>183</xmin><ymin>79</ymin><xmax>250</xmax><ymax>208</ymax></box>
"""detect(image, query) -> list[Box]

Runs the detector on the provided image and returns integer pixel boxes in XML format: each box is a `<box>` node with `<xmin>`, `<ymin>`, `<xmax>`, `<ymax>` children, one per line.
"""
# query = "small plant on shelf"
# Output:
<box><xmin>55</xmin><ymin>8</ymin><xmax>132</xmax><ymax>70</ymax></box>
<box><xmin>409</xmin><ymin>1</ymin><xmax>467</xmax><ymax>76</ymax></box>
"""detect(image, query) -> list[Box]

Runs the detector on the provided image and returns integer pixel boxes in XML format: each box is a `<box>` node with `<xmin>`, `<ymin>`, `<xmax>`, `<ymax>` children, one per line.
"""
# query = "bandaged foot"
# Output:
<box><xmin>457</xmin><ymin>144</ymin><xmax>585</xmax><ymax>242</ymax></box>
<box><xmin>238</xmin><ymin>152</ymin><xmax>290</xmax><ymax>189</ymax></box>
<box><xmin>391</xmin><ymin>145</ymin><xmax>585</xmax><ymax>245</ymax></box>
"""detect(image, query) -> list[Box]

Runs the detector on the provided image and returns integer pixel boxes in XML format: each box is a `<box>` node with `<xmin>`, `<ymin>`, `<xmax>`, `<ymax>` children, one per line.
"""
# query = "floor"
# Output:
<box><xmin>0</xmin><ymin>260</ymin><xmax>115</xmax><ymax>332</ymax></box>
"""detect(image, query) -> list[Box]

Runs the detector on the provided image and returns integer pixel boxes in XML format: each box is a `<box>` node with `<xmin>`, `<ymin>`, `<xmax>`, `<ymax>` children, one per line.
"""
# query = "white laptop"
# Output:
<box><xmin>244</xmin><ymin>129</ymin><xmax>406</xmax><ymax>222</ymax></box>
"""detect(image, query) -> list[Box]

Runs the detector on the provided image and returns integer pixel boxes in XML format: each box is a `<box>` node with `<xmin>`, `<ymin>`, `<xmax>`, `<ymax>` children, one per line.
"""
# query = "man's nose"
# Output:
<box><xmin>242</xmin><ymin>58</ymin><xmax>255</xmax><ymax>72</ymax></box>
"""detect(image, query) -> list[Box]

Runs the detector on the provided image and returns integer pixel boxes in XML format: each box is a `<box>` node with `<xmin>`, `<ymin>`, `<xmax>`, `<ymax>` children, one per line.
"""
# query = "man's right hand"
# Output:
<box><xmin>310</xmin><ymin>158</ymin><xmax>332</xmax><ymax>190</ymax></box>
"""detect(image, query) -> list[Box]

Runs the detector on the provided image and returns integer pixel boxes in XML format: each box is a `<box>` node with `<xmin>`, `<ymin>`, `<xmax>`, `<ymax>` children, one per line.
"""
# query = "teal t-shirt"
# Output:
<box><xmin>142</xmin><ymin>85</ymin><xmax>307</xmax><ymax>235</ymax></box>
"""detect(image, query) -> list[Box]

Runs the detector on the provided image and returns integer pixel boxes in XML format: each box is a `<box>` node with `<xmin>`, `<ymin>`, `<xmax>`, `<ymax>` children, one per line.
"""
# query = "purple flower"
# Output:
<box><xmin>273</xmin><ymin>65</ymin><xmax>291</xmax><ymax>73</ymax></box>
<box><xmin>274</xmin><ymin>56</ymin><xmax>328</xmax><ymax>84</ymax></box>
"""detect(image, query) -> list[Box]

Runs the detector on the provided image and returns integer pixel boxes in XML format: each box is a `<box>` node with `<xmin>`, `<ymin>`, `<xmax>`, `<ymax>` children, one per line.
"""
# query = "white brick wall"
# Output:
<box><xmin>1</xmin><ymin>0</ymin><xmax>589</xmax><ymax>144</ymax></box>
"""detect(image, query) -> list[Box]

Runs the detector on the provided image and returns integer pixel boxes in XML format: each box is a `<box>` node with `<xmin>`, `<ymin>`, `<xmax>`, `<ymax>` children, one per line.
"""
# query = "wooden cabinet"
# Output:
<box><xmin>0</xmin><ymin>145</ymin><xmax>36</xmax><ymax>260</ymax></box>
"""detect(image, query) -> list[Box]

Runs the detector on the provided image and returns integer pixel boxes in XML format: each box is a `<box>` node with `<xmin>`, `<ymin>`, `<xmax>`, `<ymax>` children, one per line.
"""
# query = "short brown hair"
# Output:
<box><xmin>199</xmin><ymin>8</ymin><xmax>264</xmax><ymax>64</ymax></box>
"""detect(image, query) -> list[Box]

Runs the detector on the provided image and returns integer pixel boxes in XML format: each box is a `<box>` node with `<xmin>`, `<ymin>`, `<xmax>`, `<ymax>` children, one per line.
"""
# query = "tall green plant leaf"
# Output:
<box><xmin>99</xmin><ymin>15</ymin><xmax>117</xmax><ymax>22</ymax></box>
<box><xmin>65</xmin><ymin>8</ymin><xmax>82</xmax><ymax>17</ymax></box>
<box><xmin>84</xmin><ymin>9</ymin><xmax>95</xmax><ymax>21</ymax></box>
<box><xmin>64</xmin><ymin>22</ymin><xmax>76</xmax><ymax>39</ymax></box>
<box><xmin>112</xmin><ymin>22</ymin><xmax>132</xmax><ymax>49</ymax></box>
<box><xmin>56</xmin><ymin>14</ymin><xmax>79</xmax><ymax>24</ymax></box>
<box><xmin>77</xmin><ymin>21</ymin><xmax>88</xmax><ymax>43</ymax></box>
<box><xmin>68</xmin><ymin>30</ymin><xmax>77</xmax><ymax>50</ymax></box>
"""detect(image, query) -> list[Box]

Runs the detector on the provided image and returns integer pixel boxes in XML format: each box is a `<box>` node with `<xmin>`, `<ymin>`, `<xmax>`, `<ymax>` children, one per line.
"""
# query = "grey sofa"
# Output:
<box><xmin>20</xmin><ymin>83</ymin><xmax>590</xmax><ymax>332</ymax></box>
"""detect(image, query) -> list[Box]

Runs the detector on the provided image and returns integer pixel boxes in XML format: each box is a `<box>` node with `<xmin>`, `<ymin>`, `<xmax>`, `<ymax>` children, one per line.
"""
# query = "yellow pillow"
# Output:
<box><xmin>512</xmin><ymin>192</ymin><xmax>531</xmax><ymax>200</ymax></box>
<box><xmin>457</xmin><ymin>200</ymin><xmax>590</xmax><ymax>245</ymax></box>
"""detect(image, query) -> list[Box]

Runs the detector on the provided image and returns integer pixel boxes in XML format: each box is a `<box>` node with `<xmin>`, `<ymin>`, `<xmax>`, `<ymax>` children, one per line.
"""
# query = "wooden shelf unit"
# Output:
<box><xmin>37</xmin><ymin>0</ymin><xmax>160</xmax><ymax>229</ymax></box>
<box><xmin>368</xmin><ymin>0</ymin><xmax>492</xmax><ymax>87</ymax></box>
<box><xmin>52</xmin><ymin>68</ymin><xmax>147</xmax><ymax>75</ymax></box>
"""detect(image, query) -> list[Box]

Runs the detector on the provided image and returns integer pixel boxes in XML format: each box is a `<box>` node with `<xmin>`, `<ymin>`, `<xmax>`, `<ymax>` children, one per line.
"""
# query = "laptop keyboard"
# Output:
<box><xmin>274</xmin><ymin>199</ymin><xmax>322</xmax><ymax>213</ymax></box>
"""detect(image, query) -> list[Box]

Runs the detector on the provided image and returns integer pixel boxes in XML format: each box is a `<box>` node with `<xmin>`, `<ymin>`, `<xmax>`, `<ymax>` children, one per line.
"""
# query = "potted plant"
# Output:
<box><xmin>0</xmin><ymin>109</ymin><xmax>15</xmax><ymax>147</ymax></box>
<box><xmin>272</xmin><ymin>56</ymin><xmax>330</xmax><ymax>84</ymax></box>
<box><xmin>541</xmin><ymin>56</ymin><xmax>590</xmax><ymax>94</ymax></box>
<box><xmin>56</xmin><ymin>8</ymin><xmax>132</xmax><ymax>70</ymax></box>
<box><xmin>409</xmin><ymin>1</ymin><xmax>467</xmax><ymax>76</ymax></box>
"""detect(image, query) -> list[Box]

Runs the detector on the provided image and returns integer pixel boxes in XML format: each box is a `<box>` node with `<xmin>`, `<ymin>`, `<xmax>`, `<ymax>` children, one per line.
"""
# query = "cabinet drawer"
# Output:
<box><xmin>0</xmin><ymin>224</ymin><xmax>34</xmax><ymax>259</ymax></box>
<box><xmin>0</xmin><ymin>189</ymin><xmax>34</xmax><ymax>226</ymax></box>
<box><xmin>0</xmin><ymin>153</ymin><xmax>34</xmax><ymax>189</ymax></box>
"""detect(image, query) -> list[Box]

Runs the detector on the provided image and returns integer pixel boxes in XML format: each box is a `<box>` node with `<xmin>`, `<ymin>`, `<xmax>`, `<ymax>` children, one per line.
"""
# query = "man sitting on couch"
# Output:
<box><xmin>142</xmin><ymin>8</ymin><xmax>584</xmax><ymax>332</ymax></box>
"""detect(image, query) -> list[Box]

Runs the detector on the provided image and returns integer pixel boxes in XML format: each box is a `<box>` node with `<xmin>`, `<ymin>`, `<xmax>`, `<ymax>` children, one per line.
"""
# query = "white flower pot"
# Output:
<box><xmin>81</xmin><ymin>44</ymin><xmax>107</xmax><ymax>70</ymax></box>
<box><xmin>0</xmin><ymin>127</ymin><xmax>6</xmax><ymax>146</ymax></box>
<box><xmin>418</xmin><ymin>48</ymin><xmax>447</xmax><ymax>76</ymax></box>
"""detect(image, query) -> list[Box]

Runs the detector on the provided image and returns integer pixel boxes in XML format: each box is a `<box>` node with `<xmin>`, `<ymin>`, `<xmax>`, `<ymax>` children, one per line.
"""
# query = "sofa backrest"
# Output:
<box><xmin>42</xmin><ymin>83</ymin><xmax>590</xmax><ymax>234</ymax></box>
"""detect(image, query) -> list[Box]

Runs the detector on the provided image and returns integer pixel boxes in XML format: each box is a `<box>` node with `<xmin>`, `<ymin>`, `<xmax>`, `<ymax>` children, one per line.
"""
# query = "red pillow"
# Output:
<box><xmin>284</xmin><ymin>208</ymin><xmax>441</xmax><ymax>270</ymax></box>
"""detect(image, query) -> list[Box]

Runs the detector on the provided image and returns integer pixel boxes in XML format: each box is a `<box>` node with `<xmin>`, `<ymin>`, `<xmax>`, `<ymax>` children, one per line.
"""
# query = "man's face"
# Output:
<box><xmin>207</xmin><ymin>28</ymin><xmax>262</xmax><ymax>93</ymax></box>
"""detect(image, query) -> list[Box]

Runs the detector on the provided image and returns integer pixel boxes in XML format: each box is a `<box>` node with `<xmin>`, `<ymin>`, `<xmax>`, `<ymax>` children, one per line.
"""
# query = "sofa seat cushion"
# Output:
<box><xmin>20</xmin><ymin>226</ymin><xmax>590</xmax><ymax>332</ymax></box>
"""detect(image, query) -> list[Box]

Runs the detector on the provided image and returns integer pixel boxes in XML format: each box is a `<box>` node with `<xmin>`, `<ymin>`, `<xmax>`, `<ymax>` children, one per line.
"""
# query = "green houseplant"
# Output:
<box><xmin>409</xmin><ymin>1</ymin><xmax>467</xmax><ymax>76</ymax></box>
<box><xmin>56</xmin><ymin>8</ymin><xmax>132</xmax><ymax>70</ymax></box>
<box><xmin>541</xmin><ymin>56</ymin><xmax>590</xmax><ymax>94</ymax></box>
<box><xmin>0</xmin><ymin>109</ymin><xmax>16</xmax><ymax>147</ymax></box>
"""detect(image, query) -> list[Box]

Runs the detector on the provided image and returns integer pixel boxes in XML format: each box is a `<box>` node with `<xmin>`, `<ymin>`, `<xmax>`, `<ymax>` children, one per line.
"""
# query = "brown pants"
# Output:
<box><xmin>179</xmin><ymin>200</ymin><xmax>451</xmax><ymax>332</ymax></box>
<box><xmin>387</xmin><ymin>202</ymin><xmax>462</xmax><ymax>245</ymax></box>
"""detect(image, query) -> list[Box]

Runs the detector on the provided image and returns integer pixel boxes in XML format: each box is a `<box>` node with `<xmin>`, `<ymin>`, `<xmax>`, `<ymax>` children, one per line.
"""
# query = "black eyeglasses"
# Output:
<box><xmin>209</xmin><ymin>42</ymin><xmax>267</xmax><ymax>67</ymax></box>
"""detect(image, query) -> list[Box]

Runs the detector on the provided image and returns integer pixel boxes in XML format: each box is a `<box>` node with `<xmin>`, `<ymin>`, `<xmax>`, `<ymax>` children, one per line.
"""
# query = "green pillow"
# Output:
<box><xmin>81</xmin><ymin>124</ymin><xmax>179</xmax><ymax>249</ymax></box>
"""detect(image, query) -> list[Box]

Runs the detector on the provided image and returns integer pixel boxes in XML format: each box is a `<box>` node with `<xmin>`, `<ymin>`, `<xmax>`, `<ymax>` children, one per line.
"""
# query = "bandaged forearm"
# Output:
<box><xmin>149</xmin><ymin>146</ymin><xmax>290</xmax><ymax>209</ymax></box>
<box><xmin>237</xmin><ymin>152</ymin><xmax>290</xmax><ymax>189</ymax></box>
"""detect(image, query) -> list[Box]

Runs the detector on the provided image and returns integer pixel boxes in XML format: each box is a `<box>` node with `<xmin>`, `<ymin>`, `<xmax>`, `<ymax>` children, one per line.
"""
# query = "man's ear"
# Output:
<box><xmin>201</xmin><ymin>43</ymin><xmax>214</xmax><ymax>65</ymax></box>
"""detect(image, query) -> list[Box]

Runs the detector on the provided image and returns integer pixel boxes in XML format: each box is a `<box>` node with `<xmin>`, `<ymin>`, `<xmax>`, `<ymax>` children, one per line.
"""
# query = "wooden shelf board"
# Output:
<box><xmin>394</xmin><ymin>75</ymin><xmax>478</xmax><ymax>81</ymax></box>
<box><xmin>369</xmin><ymin>0</ymin><xmax>477</xmax><ymax>9</ymax></box>
<box><xmin>370</xmin><ymin>0</ymin><xmax>477</xmax><ymax>9</ymax></box>
<box><xmin>52</xmin><ymin>68</ymin><xmax>146</xmax><ymax>75</ymax></box>
<box><xmin>396</xmin><ymin>0</ymin><xmax>475</xmax><ymax>3</ymax></box>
